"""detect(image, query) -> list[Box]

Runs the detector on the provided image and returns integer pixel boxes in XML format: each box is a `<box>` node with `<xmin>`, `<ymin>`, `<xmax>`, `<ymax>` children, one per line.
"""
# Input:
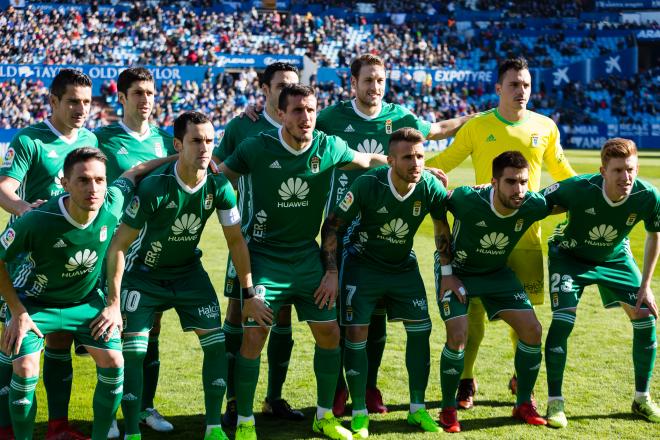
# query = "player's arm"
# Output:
<box><xmin>97</xmin><ymin>223</ymin><xmax>141</xmax><ymax>340</ymax></box>
<box><xmin>0</xmin><ymin>259</ymin><xmax>43</xmax><ymax>355</ymax></box>
<box><xmin>218</xmin><ymin>162</ymin><xmax>243</xmax><ymax>189</ymax></box>
<box><xmin>341</xmin><ymin>151</ymin><xmax>387</xmax><ymax>170</ymax></box>
<box><xmin>635</xmin><ymin>231</ymin><xmax>659</xmax><ymax>318</ymax></box>
<box><xmin>316</xmin><ymin>212</ymin><xmax>347</xmax><ymax>309</ymax></box>
<box><xmin>120</xmin><ymin>154</ymin><xmax>178</xmax><ymax>185</ymax></box>
<box><xmin>543</xmin><ymin>125</ymin><xmax>576</xmax><ymax>181</ymax></box>
<box><xmin>221</xmin><ymin>221</ymin><xmax>273</xmax><ymax>327</ymax></box>
<box><xmin>427</xmin><ymin>114</ymin><xmax>474</xmax><ymax>140</ymax></box>
<box><xmin>433</xmin><ymin>214</ymin><xmax>467</xmax><ymax>303</ymax></box>
<box><xmin>0</xmin><ymin>176</ymin><xmax>45</xmax><ymax>216</ymax></box>
<box><xmin>424</xmin><ymin>123</ymin><xmax>472</xmax><ymax>172</ymax></box>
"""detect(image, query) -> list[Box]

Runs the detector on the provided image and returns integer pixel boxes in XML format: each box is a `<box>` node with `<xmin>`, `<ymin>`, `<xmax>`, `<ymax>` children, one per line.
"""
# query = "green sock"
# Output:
<box><xmin>0</xmin><ymin>352</ymin><xmax>13</xmax><ymax>429</ymax></box>
<box><xmin>366</xmin><ymin>311</ymin><xmax>386</xmax><ymax>389</ymax></box>
<box><xmin>43</xmin><ymin>347</ymin><xmax>72</xmax><ymax>420</ymax></box>
<box><xmin>545</xmin><ymin>311</ymin><xmax>576</xmax><ymax>397</ymax></box>
<box><xmin>405</xmin><ymin>320</ymin><xmax>431</xmax><ymax>404</ymax></box>
<box><xmin>141</xmin><ymin>336</ymin><xmax>160</xmax><ymax>410</ymax></box>
<box><xmin>199</xmin><ymin>331</ymin><xmax>227</xmax><ymax>425</ymax></box>
<box><xmin>344</xmin><ymin>339</ymin><xmax>368</xmax><ymax>410</ymax></box>
<box><xmin>515</xmin><ymin>341</ymin><xmax>542</xmax><ymax>406</ymax></box>
<box><xmin>631</xmin><ymin>317</ymin><xmax>657</xmax><ymax>393</ymax></box>
<box><xmin>93</xmin><ymin>367</ymin><xmax>123</xmax><ymax>440</ymax></box>
<box><xmin>223</xmin><ymin>320</ymin><xmax>243</xmax><ymax>401</ymax></box>
<box><xmin>235</xmin><ymin>354</ymin><xmax>260</xmax><ymax>417</ymax></box>
<box><xmin>122</xmin><ymin>334</ymin><xmax>148</xmax><ymax>435</ymax></box>
<box><xmin>267</xmin><ymin>325</ymin><xmax>293</xmax><ymax>401</ymax></box>
<box><xmin>314</xmin><ymin>345</ymin><xmax>341</xmax><ymax>409</ymax></box>
<box><xmin>440</xmin><ymin>345</ymin><xmax>464</xmax><ymax>408</ymax></box>
<box><xmin>336</xmin><ymin>325</ymin><xmax>346</xmax><ymax>392</ymax></box>
<box><xmin>461</xmin><ymin>300</ymin><xmax>486</xmax><ymax>380</ymax></box>
<box><xmin>8</xmin><ymin>374</ymin><xmax>38</xmax><ymax>440</ymax></box>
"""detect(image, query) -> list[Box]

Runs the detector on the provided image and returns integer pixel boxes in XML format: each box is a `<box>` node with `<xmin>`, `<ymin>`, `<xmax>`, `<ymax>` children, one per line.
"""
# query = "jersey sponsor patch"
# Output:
<box><xmin>339</xmin><ymin>191</ymin><xmax>354</xmax><ymax>212</ymax></box>
<box><xmin>0</xmin><ymin>228</ymin><xmax>15</xmax><ymax>249</ymax></box>
<box><xmin>125</xmin><ymin>196</ymin><xmax>140</xmax><ymax>218</ymax></box>
<box><xmin>543</xmin><ymin>183</ymin><xmax>560</xmax><ymax>195</ymax></box>
<box><xmin>1</xmin><ymin>148</ymin><xmax>15</xmax><ymax>168</ymax></box>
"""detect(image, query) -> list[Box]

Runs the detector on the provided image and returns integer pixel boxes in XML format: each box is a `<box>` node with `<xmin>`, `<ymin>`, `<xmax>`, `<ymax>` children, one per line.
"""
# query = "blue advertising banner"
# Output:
<box><xmin>595</xmin><ymin>0</ymin><xmax>658</xmax><ymax>9</ymax></box>
<box><xmin>559</xmin><ymin>123</ymin><xmax>660</xmax><ymax>149</ymax></box>
<box><xmin>317</xmin><ymin>67</ymin><xmax>495</xmax><ymax>87</ymax></box>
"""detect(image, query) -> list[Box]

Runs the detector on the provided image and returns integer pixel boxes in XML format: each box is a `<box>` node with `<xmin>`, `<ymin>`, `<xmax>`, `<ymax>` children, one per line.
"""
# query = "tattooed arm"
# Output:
<box><xmin>433</xmin><ymin>214</ymin><xmax>467</xmax><ymax>303</ymax></box>
<box><xmin>314</xmin><ymin>212</ymin><xmax>347</xmax><ymax>309</ymax></box>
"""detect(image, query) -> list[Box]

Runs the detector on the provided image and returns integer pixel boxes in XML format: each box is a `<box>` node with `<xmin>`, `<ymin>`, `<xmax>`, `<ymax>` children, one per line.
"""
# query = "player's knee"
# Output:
<box><xmin>311</xmin><ymin>322</ymin><xmax>340</xmax><ymax>349</ymax></box>
<box><xmin>12</xmin><ymin>355</ymin><xmax>39</xmax><ymax>378</ymax></box>
<box><xmin>346</xmin><ymin>325</ymin><xmax>368</xmax><ymax>343</ymax></box>
<box><xmin>446</xmin><ymin>329</ymin><xmax>467</xmax><ymax>351</ymax></box>
<box><xmin>519</xmin><ymin>320</ymin><xmax>542</xmax><ymax>345</ymax></box>
<box><xmin>225</xmin><ymin>299</ymin><xmax>242</xmax><ymax>324</ymax></box>
<box><xmin>45</xmin><ymin>332</ymin><xmax>74</xmax><ymax>349</ymax></box>
<box><xmin>95</xmin><ymin>350</ymin><xmax>124</xmax><ymax>369</ymax></box>
<box><xmin>240</xmin><ymin>327</ymin><xmax>269</xmax><ymax>358</ymax></box>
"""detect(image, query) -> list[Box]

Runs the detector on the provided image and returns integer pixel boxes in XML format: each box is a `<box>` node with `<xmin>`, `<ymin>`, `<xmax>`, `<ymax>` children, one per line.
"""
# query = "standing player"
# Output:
<box><xmin>426</xmin><ymin>57</ymin><xmax>576</xmax><ymax>409</ymax></box>
<box><xmin>0</xmin><ymin>147</ymin><xmax>171</xmax><ymax>440</ymax></box>
<box><xmin>95</xmin><ymin>67</ymin><xmax>176</xmax><ymax>436</ymax></box>
<box><xmin>212</xmin><ymin>63</ymin><xmax>303</xmax><ymax>427</ymax></box>
<box><xmin>106</xmin><ymin>111</ymin><xmax>267</xmax><ymax>440</ymax></box>
<box><xmin>542</xmin><ymin>138</ymin><xmax>660</xmax><ymax>427</ymax></box>
<box><xmin>436</xmin><ymin>151</ymin><xmax>553</xmax><ymax>432</ymax></box>
<box><xmin>320</xmin><ymin>128</ymin><xmax>448</xmax><ymax>438</ymax></box>
<box><xmin>315</xmin><ymin>54</ymin><xmax>469</xmax><ymax>416</ymax></box>
<box><xmin>0</xmin><ymin>69</ymin><xmax>98</xmax><ymax>440</ymax></box>
<box><xmin>218</xmin><ymin>85</ymin><xmax>387</xmax><ymax>440</ymax></box>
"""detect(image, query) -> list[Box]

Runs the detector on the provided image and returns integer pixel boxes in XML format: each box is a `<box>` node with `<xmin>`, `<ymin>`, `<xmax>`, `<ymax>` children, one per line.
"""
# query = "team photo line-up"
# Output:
<box><xmin>0</xmin><ymin>54</ymin><xmax>656</xmax><ymax>440</ymax></box>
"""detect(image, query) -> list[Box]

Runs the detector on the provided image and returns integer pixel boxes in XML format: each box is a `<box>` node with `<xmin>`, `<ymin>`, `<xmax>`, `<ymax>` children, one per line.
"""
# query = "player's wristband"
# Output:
<box><xmin>242</xmin><ymin>286</ymin><xmax>256</xmax><ymax>300</ymax></box>
<box><xmin>440</xmin><ymin>264</ymin><xmax>453</xmax><ymax>276</ymax></box>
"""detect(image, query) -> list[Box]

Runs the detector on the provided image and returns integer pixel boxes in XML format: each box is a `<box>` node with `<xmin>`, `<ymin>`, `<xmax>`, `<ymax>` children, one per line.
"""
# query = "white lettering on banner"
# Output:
<box><xmin>433</xmin><ymin>70</ymin><xmax>492</xmax><ymax>83</ymax></box>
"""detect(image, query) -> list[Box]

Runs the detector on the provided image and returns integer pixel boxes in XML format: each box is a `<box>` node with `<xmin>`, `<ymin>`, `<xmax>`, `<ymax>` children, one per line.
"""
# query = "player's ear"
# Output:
<box><xmin>48</xmin><ymin>94</ymin><xmax>59</xmax><ymax>111</ymax></box>
<box><xmin>118</xmin><ymin>92</ymin><xmax>127</xmax><ymax>106</ymax></box>
<box><xmin>173</xmin><ymin>137</ymin><xmax>183</xmax><ymax>153</ymax></box>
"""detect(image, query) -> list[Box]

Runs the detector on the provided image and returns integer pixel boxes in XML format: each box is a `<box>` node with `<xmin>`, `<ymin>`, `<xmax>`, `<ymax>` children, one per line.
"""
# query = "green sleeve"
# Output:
<box><xmin>645</xmin><ymin>186</ymin><xmax>660</xmax><ymax>232</ymax></box>
<box><xmin>222</xmin><ymin>137</ymin><xmax>254</xmax><ymax>175</ymax></box>
<box><xmin>329</xmin><ymin>135</ymin><xmax>355</xmax><ymax>167</ymax></box>
<box><xmin>333</xmin><ymin>176</ymin><xmax>363</xmax><ymax>227</ymax></box>
<box><xmin>445</xmin><ymin>186</ymin><xmax>469</xmax><ymax>215</ymax></box>
<box><xmin>0</xmin><ymin>133</ymin><xmax>36</xmax><ymax>182</ymax></box>
<box><xmin>0</xmin><ymin>213</ymin><xmax>32</xmax><ymax>263</ymax></box>
<box><xmin>107</xmin><ymin>178</ymin><xmax>136</xmax><ymax>219</ymax></box>
<box><xmin>541</xmin><ymin>177</ymin><xmax>575</xmax><ymax>210</ymax></box>
<box><xmin>408</xmin><ymin>111</ymin><xmax>432</xmax><ymax>138</ymax></box>
<box><xmin>122</xmin><ymin>180</ymin><xmax>160</xmax><ymax>230</ymax></box>
<box><xmin>426</xmin><ymin>173</ymin><xmax>448</xmax><ymax>220</ymax></box>
<box><xmin>163</xmin><ymin>132</ymin><xmax>176</xmax><ymax>156</ymax></box>
<box><xmin>529</xmin><ymin>191</ymin><xmax>553</xmax><ymax>221</ymax></box>
<box><xmin>214</xmin><ymin>175</ymin><xmax>238</xmax><ymax>211</ymax></box>
<box><xmin>214</xmin><ymin>119</ymin><xmax>239</xmax><ymax>161</ymax></box>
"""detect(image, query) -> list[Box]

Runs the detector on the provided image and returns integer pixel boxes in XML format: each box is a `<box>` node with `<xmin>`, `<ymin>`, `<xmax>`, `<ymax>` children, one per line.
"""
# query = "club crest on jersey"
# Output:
<box><xmin>385</xmin><ymin>119</ymin><xmax>392</xmax><ymax>134</ymax></box>
<box><xmin>626</xmin><ymin>213</ymin><xmax>637</xmax><ymax>226</ymax></box>
<box><xmin>339</xmin><ymin>191</ymin><xmax>354</xmax><ymax>212</ymax></box>
<box><xmin>1</xmin><ymin>148</ymin><xmax>15</xmax><ymax>168</ymax></box>
<box><xmin>412</xmin><ymin>201</ymin><xmax>421</xmax><ymax>216</ymax></box>
<box><xmin>0</xmin><ymin>228</ymin><xmax>15</xmax><ymax>250</ymax></box>
<box><xmin>100</xmin><ymin>226</ymin><xmax>107</xmax><ymax>242</ymax></box>
<box><xmin>154</xmin><ymin>142</ymin><xmax>163</xmax><ymax>157</ymax></box>
<box><xmin>125</xmin><ymin>196</ymin><xmax>140</xmax><ymax>218</ymax></box>
<box><xmin>310</xmin><ymin>156</ymin><xmax>320</xmax><ymax>174</ymax></box>
<box><xmin>204</xmin><ymin>194</ymin><xmax>214</xmax><ymax>210</ymax></box>
<box><xmin>514</xmin><ymin>218</ymin><xmax>524</xmax><ymax>232</ymax></box>
<box><xmin>531</xmin><ymin>133</ymin><xmax>539</xmax><ymax>147</ymax></box>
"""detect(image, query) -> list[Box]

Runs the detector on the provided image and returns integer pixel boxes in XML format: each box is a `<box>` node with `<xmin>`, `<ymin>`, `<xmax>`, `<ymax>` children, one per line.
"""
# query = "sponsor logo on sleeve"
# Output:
<box><xmin>0</xmin><ymin>228</ymin><xmax>15</xmax><ymax>249</ymax></box>
<box><xmin>339</xmin><ymin>191</ymin><xmax>354</xmax><ymax>212</ymax></box>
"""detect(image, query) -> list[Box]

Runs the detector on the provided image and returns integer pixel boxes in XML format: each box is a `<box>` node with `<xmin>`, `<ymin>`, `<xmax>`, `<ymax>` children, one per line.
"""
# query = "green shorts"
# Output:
<box><xmin>435</xmin><ymin>266</ymin><xmax>532</xmax><ymax>321</ymax></box>
<box><xmin>339</xmin><ymin>255</ymin><xmax>428</xmax><ymax>326</ymax></box>
<box><xmin>122</xmin><ymin>267</ymin><xmax>222</xmax><ymax>333</ymax></box>
<box><xmin>547</xmin><ymin>245</ymin><xmax>643</xmax><ymax>311</ymax></box>
<box><xmin>7</xmin><ymin>291</ymin><xmax>121</xmax><ymax>359</ymax></box>
<box><xmin>244</xmin><ymin>247</ymin><xmax>333</xmax><ymax>327</ymax></box>
<box><xmin>223</xmin><ymin>255</ymin><xmax>240</xmax><ymax>300</ymax></box>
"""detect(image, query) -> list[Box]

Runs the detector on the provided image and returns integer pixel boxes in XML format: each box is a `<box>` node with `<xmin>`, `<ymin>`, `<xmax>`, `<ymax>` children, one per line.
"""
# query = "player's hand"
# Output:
<box><xmin>471</xmin><ymin>183</ymin><xmax>490</xmax><ymax>190</ymax></box>
<box><xmin>2</xmin><ymin>311</ymin><xmax>42</xmax><ymax>356</ymax></box>
<box><xmin>240</xmin><ymin>104</ymin><xmax>261</xmax><ymax>122</ymax></box>
<box><xmin>439</xmin><ymin>274</ymin><xmax>467</xmax><ymax>304</ymax></box>
<box><xmin>16</xmin><ymin>199</ymin><xmax>46</xmax><ymax>217</ymax></box>
<box><xmin>208</xmin><ymin>160</ymin><xmax>220</xmax><ymax>175</ymax></box>
<box><xmin>90</xmin><ymin>304</ymin><xmax>123</xmax><ymax>342</ymax></box>
<box><xmin>242</xmin><ymin>297</ymin><xmax>273</xmax><ymax>327</ymax></box>
<box><xmin>314</xmin><ymin>270</ymin><xmax>338</xmax><ymax>310</ymax></box>
<box><xmin>635</xmin><ymin>285</ymin><xmax>658</xmax><ymax>319</ymax></box>
<box><xmin>425</xmin><ymin>167</ymin><xmax>448</xmax><ymax>187</ymax></box>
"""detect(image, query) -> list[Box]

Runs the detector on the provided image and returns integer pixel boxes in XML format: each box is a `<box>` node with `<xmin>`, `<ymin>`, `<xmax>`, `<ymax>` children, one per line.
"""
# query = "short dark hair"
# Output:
<box><xmin>117</xmin><ymin>67</ymin><xmax>154</xmax><ymax>96</ymax></box>
<box><xmin>497</xmin><ymin>57</ymin><xmax>529</xmax><ymax>84</ymax></box>
<box><xmin>277</xmin><ymin>84</ymin><xmax>315</xmax><ymax>111</ymax></box>
<box><xmin>63</xmin><ymin>147</ymin><xmax>107</xmax><ymax>178</ymax></box>
<box><xmin>492</xmin><ymin>151</ymin><xmax>529</xmax><ymax>179</ymax></box>
<box><xmin>260</xmin><ymin>62</ymin><xmax>299</xmax><ymax>87</ymax></box>
<box><xmin>50</xmin><ymin>69</ymin><xmax>92</xmax><ymax>99</ymax></box>
<box><xmin>350</xmin><ymin>54</ymin><xmax>385</xmax><ymax>79</ymax></box>
<box><xmin>388</xmin><ymin>127</ymin><xmax>425</xmax><ymax>152</ymax></box>
<box><xmin>173</xmin><ymin>111</ymin><xmax>211</xmax><ymax>141</ymax></box>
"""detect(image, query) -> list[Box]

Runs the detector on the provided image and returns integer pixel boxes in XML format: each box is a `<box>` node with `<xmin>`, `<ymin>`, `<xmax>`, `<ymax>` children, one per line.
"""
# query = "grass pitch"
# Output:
<box><xmin>26</xmin><ymin>149</ymin><xmax>660</xmax><ymax>439</ymax></box>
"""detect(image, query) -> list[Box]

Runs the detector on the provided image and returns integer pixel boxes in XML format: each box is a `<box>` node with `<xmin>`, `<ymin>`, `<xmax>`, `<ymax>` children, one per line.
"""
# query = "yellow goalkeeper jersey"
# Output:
<box><xmin>426</xmin><ymin>108</ymin><xmax>576</xmax><ymax>250</ymax></box>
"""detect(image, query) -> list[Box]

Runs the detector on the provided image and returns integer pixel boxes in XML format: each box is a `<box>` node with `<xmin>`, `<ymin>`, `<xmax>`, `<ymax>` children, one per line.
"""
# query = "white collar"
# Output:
<box><xmin>489</xmin><ymin>188</ymin><xmax>518</xmax><ymax>218</ymax></box>
<box><xmin>387</xmin><ymin>168</ymin><xmax>416</xmax><ymax>202</ymax></box>
<box><xmin>119</xmin><ymin>120</ymin><xmax>151</xmax><ymax>142</ymax></box>
<box><xmin>45</xmin><ymin>119</ymin><xmax>77</xmax><ymax>145</ymax></box>
<box><xmin>174</xmin><ymin>161</ymin><xmax>207</xmax><ymax>194</ymax></box>
<box><xmin>262</xmin><ymin>110</ymin><xmax>282</xmax><ymax>129</ymax></box>
<box><xmin>58</xmin><ymin>195</ymin><xmax>98</xmax><ymax>229</ymax></box>
<box><xmin>601</xmin><ymin>182</ymin><xmax>629</xmax><ymax>207</ymax></box>
<box><xmin>278</xmin><ymin>127</ymin><xmax>312</xmax><ymax>156</ymax></box>
<box><xmin>351</xmin><ymin>98</ymin><xmax>382</xmax><ymax>121</ymax></box>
